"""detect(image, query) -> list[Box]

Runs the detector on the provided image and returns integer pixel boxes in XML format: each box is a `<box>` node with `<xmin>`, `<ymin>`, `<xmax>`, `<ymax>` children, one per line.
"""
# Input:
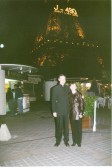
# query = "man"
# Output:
<box><xmin>6</xmin><ymin>87</ymin><xmax>15</xmax><ymax>116</ymax></box>
<box><xmin>14</xmin><ymin>84</ymin><xmax>23</xmax><ymax>114</ymax></box>
<box><xmin>90</xmin><ymin>78</ymin><xmax>99</xmax><ymax>96</ymax></box>
<box><xmin>51</xmin><ymin>74</ymin><xmax>71</xmax><ymax>146</ymax></box>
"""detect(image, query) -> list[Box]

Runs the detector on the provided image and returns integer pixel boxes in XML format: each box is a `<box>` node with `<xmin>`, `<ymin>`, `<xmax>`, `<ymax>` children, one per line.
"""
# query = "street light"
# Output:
<box><xmin>0</xmin><ymin>44</ymin><xmax>4</xmax><ymax>48</ymax></box>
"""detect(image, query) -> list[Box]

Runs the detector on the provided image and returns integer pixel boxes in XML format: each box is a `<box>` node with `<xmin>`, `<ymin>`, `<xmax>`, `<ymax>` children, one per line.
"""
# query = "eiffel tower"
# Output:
<box><xmin>32</xmin><ymin>0</ymin><xmax>103</xmax><ymax>79</ymax></box>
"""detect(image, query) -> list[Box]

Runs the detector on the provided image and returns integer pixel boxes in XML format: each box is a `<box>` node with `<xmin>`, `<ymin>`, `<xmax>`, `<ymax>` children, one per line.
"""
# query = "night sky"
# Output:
<box><xmin>0</xmin><ymin>0</ymin><xmax>111</xmax><ymax>75</ymax></box>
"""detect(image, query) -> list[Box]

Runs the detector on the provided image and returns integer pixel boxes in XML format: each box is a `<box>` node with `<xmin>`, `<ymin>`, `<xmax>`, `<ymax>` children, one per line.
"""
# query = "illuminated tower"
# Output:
<box><xmin>32</xmin><ymin>1</ymin><xmax>103</xmax><ymax>79</ymax></box>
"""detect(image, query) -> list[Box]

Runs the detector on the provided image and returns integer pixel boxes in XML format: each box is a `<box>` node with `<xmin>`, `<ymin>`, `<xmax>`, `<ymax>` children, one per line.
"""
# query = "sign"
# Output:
<box><xmin>28</xmin><ymin>75</ymin><xmax>42</xmax><ymax>84</ymax></box>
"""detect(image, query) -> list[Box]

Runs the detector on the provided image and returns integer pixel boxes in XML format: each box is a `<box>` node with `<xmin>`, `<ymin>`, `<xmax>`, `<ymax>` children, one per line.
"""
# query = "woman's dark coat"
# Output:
<box><xmin>69</xmin><ymin>90</ymin><xmax>84</xmax><ymax>120</ymax></box>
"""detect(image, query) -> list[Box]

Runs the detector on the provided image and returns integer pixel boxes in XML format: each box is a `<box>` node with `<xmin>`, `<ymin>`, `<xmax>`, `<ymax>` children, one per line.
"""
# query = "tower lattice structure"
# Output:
<box><xmin>32</xmin><ymin>1</ymin><xmax>103</xmax><ymax>78</ymax></box>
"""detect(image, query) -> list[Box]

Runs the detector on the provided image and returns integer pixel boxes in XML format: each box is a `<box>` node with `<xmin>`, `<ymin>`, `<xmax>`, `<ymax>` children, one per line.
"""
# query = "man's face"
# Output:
<box><xmin>58</xmin><ymin>75</ymin><xmax>66</xmax><ymax>86</ymax></box>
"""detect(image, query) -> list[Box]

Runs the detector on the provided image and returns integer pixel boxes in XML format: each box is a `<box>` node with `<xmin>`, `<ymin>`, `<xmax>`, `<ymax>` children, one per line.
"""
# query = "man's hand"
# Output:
<box><xmin>53</xmin><ymin>112</ymin><xmax>57</xmax><ymax>117</ymax></box>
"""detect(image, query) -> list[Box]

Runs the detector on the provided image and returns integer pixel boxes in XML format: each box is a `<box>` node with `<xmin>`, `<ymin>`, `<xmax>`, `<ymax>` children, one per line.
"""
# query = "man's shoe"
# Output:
<box><xmin>71</xmin><ymin>143</ymin><xmax>76</xmax><ymax>146</ymax></box>
<box><xmin>54</xmin><ymin>143</ymin><xmax>60</xmax><ymax>146</ymax></box>
<box><xmin>65</xmin><ymin>142</ymin><xmax>70</xmax><ymax>146</ymax></box>
<box><xmin>77</xmin><ymin>143</ymin><xmax>81</xmax><ymax>147</ymax></box>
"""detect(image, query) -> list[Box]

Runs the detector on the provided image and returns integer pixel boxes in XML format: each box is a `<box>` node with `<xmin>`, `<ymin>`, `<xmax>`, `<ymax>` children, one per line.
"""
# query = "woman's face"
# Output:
<box><xmin>70</xmin><ymin>84</ymin><xmax>77</xmax><ymax>92</ymax></box>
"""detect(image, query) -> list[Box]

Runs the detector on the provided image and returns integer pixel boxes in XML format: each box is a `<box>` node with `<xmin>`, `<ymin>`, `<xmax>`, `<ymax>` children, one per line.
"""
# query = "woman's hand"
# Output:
<box><xmin>53</xmin><ymin>112</ymin><xmax>57</xmax><ymax>117</ymax></box>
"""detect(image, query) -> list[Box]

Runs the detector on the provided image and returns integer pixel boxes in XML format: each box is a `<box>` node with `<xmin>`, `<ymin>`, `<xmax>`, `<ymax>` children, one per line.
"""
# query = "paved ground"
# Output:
<box><xmin>0</xmin><ymin>101</ymin><xmax>111</xmax><ymax>167</ymax></box>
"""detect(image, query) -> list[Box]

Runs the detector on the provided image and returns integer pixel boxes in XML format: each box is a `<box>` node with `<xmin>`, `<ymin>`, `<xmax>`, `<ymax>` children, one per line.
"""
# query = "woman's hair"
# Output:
<box><xmin>70</xmin><ymin>82</ymin><xmax>77</xmax><ymax>86</ymax></box>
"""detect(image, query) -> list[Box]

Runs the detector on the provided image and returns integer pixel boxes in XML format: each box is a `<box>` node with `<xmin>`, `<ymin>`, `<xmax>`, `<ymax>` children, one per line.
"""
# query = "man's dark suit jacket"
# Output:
<box><xmin>51</xmin><ymin>84</ymin><xmax>70</xmax><ymax>115</ymax></box>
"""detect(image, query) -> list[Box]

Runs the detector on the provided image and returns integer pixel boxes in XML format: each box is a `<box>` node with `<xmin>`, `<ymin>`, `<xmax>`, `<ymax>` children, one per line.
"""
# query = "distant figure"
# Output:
<box><xmin>90</xmin><ymin>78</ymin><xmax>99</xmax><ymax>96</ymax></box>
<box><xmin>69</xmin><ymin>83</ymin><xmax>84</xmax><ymax>147</ymax></box>
<box><xmin>51</xmin><ymin>74</ymin><xmax>71</xmax><ymax>147</ymax></box>
<box><xmin>6</xmin><ymin>88</ymin><xmax>15</xmax><ymax>115</ymax></box>
<box><xmin>14</xmin><ymin>84</ymin><xmax>23</xmax><ymax>114</ymax></box>
<box><xmin>12</xmin><ymin>89</ymin><xmax>17</xmax><ymax>113</ymax></box>
<box><xmin>99</xmin><ymin>86</ymin><xmax>104</xmax><ymax>98</ymax></box>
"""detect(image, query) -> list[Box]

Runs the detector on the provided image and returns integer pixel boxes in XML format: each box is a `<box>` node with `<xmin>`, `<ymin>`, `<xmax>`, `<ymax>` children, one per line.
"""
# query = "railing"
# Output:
<box><xmin>93</xmin><ymin>97</ymin><xmax>111</xmax><ymax>132</ymax></box>
<box><xmin>96</xmin><ymin>97</ymin><xmax>111</xmax><ymax>109</ymax></box>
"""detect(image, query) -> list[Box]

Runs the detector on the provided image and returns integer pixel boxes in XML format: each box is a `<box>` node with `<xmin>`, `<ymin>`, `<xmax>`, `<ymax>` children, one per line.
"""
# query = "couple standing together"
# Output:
<box><xmin>51</xmin><ymin>74</ymin><xmax>84</xmax><ymax>147</ymax></box>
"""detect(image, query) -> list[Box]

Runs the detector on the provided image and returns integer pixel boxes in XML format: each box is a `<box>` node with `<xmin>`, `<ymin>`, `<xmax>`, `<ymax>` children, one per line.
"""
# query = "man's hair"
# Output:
<box><xmin>14</xmin><ymin>84</ymin><xmax>18</xmax><ymax>87</ymax></box>
<box><xmin>58</xmin><ymin>74</ymin><xmax>66</xmax><ymax>79</ymax></box>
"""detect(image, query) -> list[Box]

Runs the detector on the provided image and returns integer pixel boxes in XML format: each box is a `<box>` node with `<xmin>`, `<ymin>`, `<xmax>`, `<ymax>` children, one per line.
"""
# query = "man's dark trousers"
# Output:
<box><xmin>55</xmin><ymin>114</ymin><xmax>69</xmax><ymax>144</ymax></box>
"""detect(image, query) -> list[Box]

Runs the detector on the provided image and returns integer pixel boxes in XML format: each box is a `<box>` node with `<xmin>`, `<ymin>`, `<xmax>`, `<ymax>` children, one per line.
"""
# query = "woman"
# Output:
<box><xmin>69</xmin><ymin>83</ymin><xmax>84</xmax><ymax>147</ymax></box>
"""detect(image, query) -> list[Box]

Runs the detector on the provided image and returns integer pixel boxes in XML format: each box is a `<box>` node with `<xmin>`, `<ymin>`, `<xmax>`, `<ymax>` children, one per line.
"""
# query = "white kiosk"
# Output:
<box><xmin>0</xmin><ymin>67</ymin><xmax>11</xmax><ymax>141</ymax></box>
<box><xmin>0</xmin><ymin>64</ymin><xmax>38</xmax><ymax>141</ymax></box>
<box><xmin>44</xmin><ymin>80</ymin><xmax>57</xmax><ymax>101</ymax></box>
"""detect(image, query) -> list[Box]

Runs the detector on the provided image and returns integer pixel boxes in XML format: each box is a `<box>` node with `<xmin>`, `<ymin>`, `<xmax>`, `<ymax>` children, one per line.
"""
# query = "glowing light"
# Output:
<box><xmin>0</xmin><ymin>44</ymin><xmax>4</xmax><ymax>48</ymax></box>
<box><xmin>20</xmin><ymin>67</ymin><xmax>22</xmax><ymax>71</ymax></box>
<box><xmin>29</xmin><ymin>69</ymin><xmax>31</xmax><ymax>73</ymax></box>
<box><xmin>86</xmin><ymin>83</ymin><xmax>91</xmax><ymax>88</ymax></box>
<box><xmin>54</xmin><ymin>5</ymin><xmax>78</xmax><ymax>17</ymax></box>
